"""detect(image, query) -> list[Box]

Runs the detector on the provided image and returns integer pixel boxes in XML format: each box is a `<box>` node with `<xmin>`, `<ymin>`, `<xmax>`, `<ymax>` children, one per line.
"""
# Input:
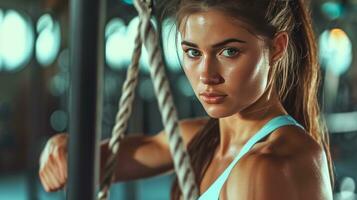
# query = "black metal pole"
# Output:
<box><xmin>67</xmin><ymin>0</ymin><xmax>105</xmax><ymax>199</ymax></box>
<box><xmin>28</xmin><ymin>50</ymin><xmax>43</xmax><ymax>200</ymax></box>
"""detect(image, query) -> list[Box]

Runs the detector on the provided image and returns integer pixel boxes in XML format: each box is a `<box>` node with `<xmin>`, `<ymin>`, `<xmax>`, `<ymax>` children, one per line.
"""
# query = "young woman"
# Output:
<box><xmin>39</xmin><ymin>0</ymin><xmax>335</xmax><ymax>199</ymax></box>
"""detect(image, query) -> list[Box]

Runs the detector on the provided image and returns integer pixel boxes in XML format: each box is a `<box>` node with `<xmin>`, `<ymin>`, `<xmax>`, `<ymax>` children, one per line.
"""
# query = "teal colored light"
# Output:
<box><xmin>0</xmin><ymin>9</ymin><xmax>3</xmax><ymax>24</ymax></box>
<box><xmin>0</xmin><ymin>9</ymin><xmax>3</xmax><ymax>70</ymax></box>
<box><xmin>126</xmin><ymin>17</ymin><xmax>150</xmax><ymax>73</ymax></box>
<box><xmin>162</xmin><ymin>18</ymin><xmax>183</xmax><ymax>73</ymax></box>
<box><xmin>0</xmin><ymin>10</ymin><xmax>34</xmax><ymax>72</ymax></box>
<box><xmin>105</xmin><ymin>18</ymin><xmax>131</xmax><ymax>70</ymax></box>
<box><xmin>57</xmin><ymin>49</ymin><xmax>69</xmax><ymax>71</ymax></box>
<box><xmin>321</xmin><ymin>2</ymin><xmax>343</xmax><ymax>20</ymax></box>
<box><xmin>49</xmin><ymin>74</ymin><xmax>69</xmax><ymax>96</ymax></box>
<box><xmin>340</xmin><ymin>177</ymin><xmax>355</xmax><ymax>193</ymax></box>
<box><xmin>36</xmin><ymin>14</ymin><xmax>61</xmax><ymax>67</ymax></box>
<box><xmin>105</xmin><ymin>17</ymin><xmax>151</xmax><ymax>73</ymax></box>
<box><xmin>122</xmin><ymin>0</ymin><xmax>133</xmax><ymax>5</ymax></box>
<box><xmin>318</xmin><ymin>29</ymin><xmax>353</xmax><ymax>76</ymax></box>
<box><xmin>50</xmin><ymin>110</ymin><xmax>68</xmax><ymax>132</ymax></box>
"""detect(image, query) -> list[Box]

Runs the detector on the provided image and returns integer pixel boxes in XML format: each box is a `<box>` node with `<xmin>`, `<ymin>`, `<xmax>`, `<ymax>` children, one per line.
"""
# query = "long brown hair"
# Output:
<box><xmin>169</xmin><ymin>0</ymin><xmax>335</xmax><ymax>199</ymax></box>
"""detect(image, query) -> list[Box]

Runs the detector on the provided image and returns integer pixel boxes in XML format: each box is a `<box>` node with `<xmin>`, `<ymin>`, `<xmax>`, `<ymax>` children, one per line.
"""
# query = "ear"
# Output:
<box><xmin>269</xmin><ymin>32</ymin><xmax>289</xmax><ymax>65</ymax></box>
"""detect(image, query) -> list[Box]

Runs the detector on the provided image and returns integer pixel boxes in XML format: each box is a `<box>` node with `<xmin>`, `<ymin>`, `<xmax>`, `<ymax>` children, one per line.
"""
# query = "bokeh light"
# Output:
<box><xmin>122</xmin><ymin>0</ymin><xmax>133</xmax><ymax>5</ymax></box>
<box><xmin>57</xmin><ymin>48</ymin><xmax>69</xmax><ymax>72</ymax></box>
<box><xmin>50</xmin><ymin>110</ymin><xmax>68</xmax><ymax>132</ymax></box>
<box><xmin>162</xmin><ymin>18</ymin><xmax>183</xmax><ymax>73</ymax></box>
<box><xmin>35</xmin><ymin>14</ymin><xmax>61</xmax><ymax>67</ymax></box>
<box><xmin>334</xmin><ymin>177</ymin><xmax>357</xmax><ymax>200</ymax></box>
<box><xmin>126</xmin><ymin>16</ymin><xmax>150</xmax><ymax>72</ymax></box>
<box><xmin>105</xmin><ymin>17</ymin><xmax>150</xmax><ymax>73</ymax></box>
<box><xmin>0</xmin><ymin>9</ymin><xmax>3</xmax><ymax>68</ymax></box>
<box><xmin>0</xmin><ymin>10</ymin><xmax>34</xmax><ymax>72</ymax></box>
<box><xmin>105</xmin><ymin>18</ymin><xmax>128</xmax><ymax>69</ymax></box>
<box><xmin>49</xmin><ymin>73</ymin><xmax>69</xmax><ymax>96</ymax></box>
<box><xmin>321</xmin><ymin>2</ymin><xmax>343</xmax><ymax>20</ymax></box>
<box><xmin>319</xmin><ymin>28</ymin><xmax>352</xmax><ymax>75</ymax></box>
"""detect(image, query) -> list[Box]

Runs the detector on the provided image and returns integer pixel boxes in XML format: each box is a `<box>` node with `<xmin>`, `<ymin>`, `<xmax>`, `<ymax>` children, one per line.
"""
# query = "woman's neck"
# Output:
<box><xmin>217</xmin><ymin>90</ymin><xmax>287</xmax><ymax>158</ymax></box>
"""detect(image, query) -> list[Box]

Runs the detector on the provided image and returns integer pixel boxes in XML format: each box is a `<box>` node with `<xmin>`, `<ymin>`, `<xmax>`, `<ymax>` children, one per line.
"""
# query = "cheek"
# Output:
<box><xmin>224</xmin><ymin>53</ymin><xmax>270</xmax><ymax>98</ymax></box>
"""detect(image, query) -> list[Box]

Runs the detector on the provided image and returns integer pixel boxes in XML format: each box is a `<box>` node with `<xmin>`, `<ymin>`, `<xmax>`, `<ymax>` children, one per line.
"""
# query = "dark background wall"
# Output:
<box><xmin>0</xmin><ymin>0</ymin><xmax>356</xmax><ymax>199</ymax></box>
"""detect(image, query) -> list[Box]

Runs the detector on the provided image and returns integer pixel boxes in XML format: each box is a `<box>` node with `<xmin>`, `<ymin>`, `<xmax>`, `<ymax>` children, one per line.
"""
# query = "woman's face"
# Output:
<box><xmin>180</xmin><ymin>10</ymin><xmax>272</xmax><ymax>118</ymax></box>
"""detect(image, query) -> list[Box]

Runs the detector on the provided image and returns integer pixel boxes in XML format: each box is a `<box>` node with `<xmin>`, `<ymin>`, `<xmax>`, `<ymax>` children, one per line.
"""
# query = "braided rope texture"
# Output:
<box><xmin>134</xmin><ymin>1</ymin><xmax>199</xmax><ymax>199</ymax></box>
<box><xmin>98</xmin><ymin>0</ymin><xmax>199</xmax><ymax>199</ymax></box>
<box><xmin>97</xmin><ymin>20</ymin><xmax>143</xmax><ymax>200</ymax></box>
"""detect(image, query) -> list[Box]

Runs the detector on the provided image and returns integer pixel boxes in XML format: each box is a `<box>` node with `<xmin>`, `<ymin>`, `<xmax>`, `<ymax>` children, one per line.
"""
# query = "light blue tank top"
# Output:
<box><xmin>198</xmin><ymin>115</ymin><xmax>305</xmax><ymax>200</ymax></box>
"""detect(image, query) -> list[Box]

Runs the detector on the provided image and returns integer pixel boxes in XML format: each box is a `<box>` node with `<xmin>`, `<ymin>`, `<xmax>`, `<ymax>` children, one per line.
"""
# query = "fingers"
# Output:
<box><xmin>39</xmin><ymin>154</ymin><xmax>65</xmax><ymax>192</ymax></box>
<box><xmin>39</xmin><ymin>170</ymin><xmax>50</xmax><ymax>192</ymax></box>
<box><xmin>54</xmin><ymin>146</ymin><xmax>68</xmax><ymax>182</ymax></box>
<box><xmin>48</xmin><ymin>153</ymin><xmax>65</xmax><ymax>185</ymax></box>
<box><xmin>39</xmin><ymin>164</ymin><xmax>61</xmax><ymax>191</ymax></box>
<box><xmin>39</xmin><ymin>134</ymin><xmax>69</xmax><ymax>193</ymax></box>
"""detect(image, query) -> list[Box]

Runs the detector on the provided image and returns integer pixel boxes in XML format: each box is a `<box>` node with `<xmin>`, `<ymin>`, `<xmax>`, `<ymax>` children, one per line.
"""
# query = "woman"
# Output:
<box><xmin>39</xmin><ymin>0</ymin><xmax>335</xmax><ymax>199</ymax></box>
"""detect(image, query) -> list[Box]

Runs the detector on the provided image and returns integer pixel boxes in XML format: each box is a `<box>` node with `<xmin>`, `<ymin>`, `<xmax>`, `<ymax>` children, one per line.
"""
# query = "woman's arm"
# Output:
<box><xmin>225</xmin><ymin>130</ymin><xmax>333</xmax><ymax>200</ymax></box>
<box><xmin>39</xmin><ymin>117</ymin><xmax>208</xmax><ymax>192</ymax></box>
<box><xmin>99</xmin><ymin>132</ymin><xmax>174</xmax><ymax>182</ymax></box>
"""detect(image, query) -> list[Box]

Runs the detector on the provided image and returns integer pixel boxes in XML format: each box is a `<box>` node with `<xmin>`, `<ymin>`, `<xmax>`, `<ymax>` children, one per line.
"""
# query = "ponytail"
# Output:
<box><xmin>278</xmin><ymin>0</ymin><xmax>336</xmax><ymax>189</ymax></box>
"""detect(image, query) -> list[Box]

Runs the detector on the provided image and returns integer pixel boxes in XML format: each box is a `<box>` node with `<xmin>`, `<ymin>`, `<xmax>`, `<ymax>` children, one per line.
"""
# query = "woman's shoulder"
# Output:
<box><xmin>240</xmin><ymin>125</ymin><xmax>325</xmax><ymax>177</ymax></box>
<box><xmin>224</xmin><ymin>126</ymin><xmax>332</xmax><ymax>199</ymax></box>
<box><xmin>263</xmin><ymin>125</ymin><xmax>322</xmax><ymax>156</ymax></box>
<box><xmin>237</xmin><ymin>124</ymin><xmax>324</xmax><ymax>174</ymax></box>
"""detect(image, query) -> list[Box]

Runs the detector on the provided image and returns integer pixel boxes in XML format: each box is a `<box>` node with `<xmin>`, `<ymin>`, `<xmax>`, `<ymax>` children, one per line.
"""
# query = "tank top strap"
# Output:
<box><xmin>198</xmin><ymin>115</ymin><xmax>305</xmax><ymax>200</ymax></box>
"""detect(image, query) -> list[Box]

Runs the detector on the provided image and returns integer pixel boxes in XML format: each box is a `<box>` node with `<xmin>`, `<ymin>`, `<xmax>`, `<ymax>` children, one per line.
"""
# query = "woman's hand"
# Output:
<box><xmin>37</xmin><ymin>118</ymin><xmax>207</xmax><ymax>192</ymax></box>
<box><xmin>39</xmin><ymin>133</ymin><xmax>68</xmax><ymax>192</ymax></box>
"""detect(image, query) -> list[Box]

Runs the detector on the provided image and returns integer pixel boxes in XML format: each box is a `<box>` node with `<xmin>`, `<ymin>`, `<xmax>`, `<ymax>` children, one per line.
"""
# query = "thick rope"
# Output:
<box><xmin>134</xmin><ymin>1</ymin><xmax>199</xmax><ymax>199</ymax></box>
<box><xmin>98</xmin><ymin>0</ymin><xmax>199</xmax><ymax>199</ymax></box>
<box><xmin>97</xmin><ymin>19</ymin><xmax>143</xmax><ymax>200</ymax></box>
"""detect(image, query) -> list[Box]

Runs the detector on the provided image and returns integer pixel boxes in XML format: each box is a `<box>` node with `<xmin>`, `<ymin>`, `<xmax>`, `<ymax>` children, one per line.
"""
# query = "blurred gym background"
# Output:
<box><xmin>0</xmin><ymin>0</ymin><xmax>356</xmax><ymax>199</ymax></box>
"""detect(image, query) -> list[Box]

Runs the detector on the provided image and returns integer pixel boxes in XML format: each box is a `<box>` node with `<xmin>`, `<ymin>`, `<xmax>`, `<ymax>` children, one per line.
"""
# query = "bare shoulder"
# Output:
<box><xmin>153</xmin><ymin>117</ymin><xmax>210</xmax><ymax>148</ymax></box>
<box><xmin>263</xmin><ymin>125</ymin><xmax>321</xmax><ymax>156</ymax></box>
<box><xmin>225</xmin><ymin>126</ymin><xmax>333</xmax><ymax>200</ymax></box>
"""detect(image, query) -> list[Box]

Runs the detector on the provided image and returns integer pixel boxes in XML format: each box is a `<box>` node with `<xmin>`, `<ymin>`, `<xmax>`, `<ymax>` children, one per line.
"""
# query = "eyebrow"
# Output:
<box><xmin>181</xmin><ymin>38</ymin><xmax>247</xmax><ymax>48</ymax></box>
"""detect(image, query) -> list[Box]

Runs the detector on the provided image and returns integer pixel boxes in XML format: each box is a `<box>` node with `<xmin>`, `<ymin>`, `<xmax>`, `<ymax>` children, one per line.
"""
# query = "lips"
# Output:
<box><xmin>199</xmin><ymin>91</ymin><xmax>227</xmax><ymax>104</ymax></box>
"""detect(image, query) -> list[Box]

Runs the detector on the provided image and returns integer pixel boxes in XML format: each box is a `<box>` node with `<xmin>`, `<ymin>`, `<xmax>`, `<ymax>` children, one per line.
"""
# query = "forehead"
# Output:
<box><xmin>180</xmin><ymin>10</ymin><xmax>255</xmax><ymax>42</ymax></box>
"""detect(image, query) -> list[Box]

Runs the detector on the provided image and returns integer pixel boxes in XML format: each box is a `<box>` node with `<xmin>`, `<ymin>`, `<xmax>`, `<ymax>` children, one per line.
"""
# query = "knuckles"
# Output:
<box><xmin>39</xmin><ymin>134</ymin><xmax>69</xmax><ymax>192</ymax></box>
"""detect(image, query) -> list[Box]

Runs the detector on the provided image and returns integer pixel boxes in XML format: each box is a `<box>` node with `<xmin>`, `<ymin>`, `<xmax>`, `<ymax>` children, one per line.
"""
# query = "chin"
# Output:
<box><xmin>204</xmin><ymin>105</ymin><xmax>236</xmax><ymax>119</ymax></box>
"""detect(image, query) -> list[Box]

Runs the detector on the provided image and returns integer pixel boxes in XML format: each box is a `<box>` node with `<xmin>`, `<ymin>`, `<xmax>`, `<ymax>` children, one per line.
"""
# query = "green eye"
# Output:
<box><xmin>186</xmin><ymin>49</ymin><xmax>201</xmax><ymax>58</ymax></box>
<box><xmin>221</xmin><ymin>48</ymin><xmax>239</xmax><ymax>57</ymax></box>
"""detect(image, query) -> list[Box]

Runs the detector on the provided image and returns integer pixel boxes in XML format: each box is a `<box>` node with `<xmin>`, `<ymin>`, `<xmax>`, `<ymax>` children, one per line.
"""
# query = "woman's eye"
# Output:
<box><xmin>221</xmin><ymin>48</ymin><xmax>240</xmax><ymax>57</ymax></box>
<box><xmin>186</xmin><ymin>49</ymin><xmax>201</xmax><ymax>58</ymax></box>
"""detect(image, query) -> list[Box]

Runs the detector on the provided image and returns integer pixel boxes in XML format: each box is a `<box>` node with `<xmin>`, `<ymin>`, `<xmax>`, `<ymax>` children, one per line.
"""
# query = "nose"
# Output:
<box><xmin>199</xmin><ymin>56</ymin><xmax>224</xmax><ymax>85</ymax></box>
<box><xmin>199</xmin><ymin>76</ymin><xmax>223</xmax><ymax>85</ymax></box>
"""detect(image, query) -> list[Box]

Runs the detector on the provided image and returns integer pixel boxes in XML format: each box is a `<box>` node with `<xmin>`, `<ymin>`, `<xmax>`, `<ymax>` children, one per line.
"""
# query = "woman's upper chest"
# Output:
<box><xmin>199</xmin><ymin>141</ymin><xmax>268</xmax><ymax>197</ymax></box>
<box><xmin>199</xmin><ymin>130</ymin><xmax>302</xmax><ymax>199</ymax></box>
<box><xmin>205</xmin><ymin>134</ymin><xmax>317</xmax><ymax>200</ymax></box>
